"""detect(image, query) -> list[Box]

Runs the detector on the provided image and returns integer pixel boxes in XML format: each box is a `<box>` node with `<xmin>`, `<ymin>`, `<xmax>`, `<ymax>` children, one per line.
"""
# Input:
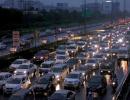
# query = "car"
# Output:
<box><xmin>0</xmin><ymin>42</ymin><xmax>7</xmax><ymax>50</ymax></box>
<box><xmin>100</xmin><ymin>62</ymin><xmax>115</xmax><ymax>75</ymax></box>
<box><xmin>0</xmin><ymin>72</ymin><xmax>12</xmax><ymax>91</ymax></box>
<box><xmin>67</xmin><ymin>44</ymin><xmax>78</xmax><ymax>57</ymax></box>
<box><xmin>76</xmin><ymin>40</ymin><xmax>86</xmax><ymax>50</ymax></box>
<box><xmin>85</xmin><ymin>59</ymin><xmax>99</xmax><ymax>70</ymax></box>
<box><xmin>55</xmin><ymin>55</ymin><xmax>69</xmax><ymax>64</ymax></box>
<box><xmin>48</xmin><ymin>89</ymin><xmax>75</xmax><ymax>100</ymax></box>
<box><xmin>66</xmin><ymin>58</ymin><xmax>80</xmax><ymax>72</ymax></box>
<box><xmin>93</xmin><ymin>53</ymin><xmax>107</xmax><ymax>63</ymax></box>
<box><xmin>51</xmin><ymin>64</ymin><xmax>69</xmax><ymax>83</ymax></box>
<box><xmin>14</xmin><ymin>63</ymin><xmax>37</xmax><ymax>78</ymax></box>
<box><xmin>86</xmin><ymin>75</ymin><xmax>107</xmax><ymax>99</ymax></box>
<box><xmin>31</xmin><ymin>74</ymin><xmax>56</xmax><ymax>95</ymax></box>
<box><xmin>56</xmin><ymin>45</ymin><xmax>67</xmax><ymax>51</ymax></box>
<box><xmin>76</xmin><ymin>65</ymin><xmax>90</xmax><ymax>80</ymax></box>
<box><xmin>9</xmin><ymin>89</ymin><xmax>34</xmax><ymax>100</ymax></box>
<box><xmin>64</xmin><ymin>71</ymin><xmax>84</xmax><ymax>90</ymax></box>
<box><xmin>3</xmin><ymin>75</ymin><xmax>31</xmax><ymax>94</ymax></box>
<box><xmin>117</xmin><ymin>47</ymin><xmax>129</xmax><ymax>60</ymax></box>
<box><xmin>39</xmin><ymin>60</ymin><xmax>55</xmax><ymax>75</ymax></box>
<box><xmin>56</xmin><ymin>50</ymin><xmax>69</xmax><ymax>57</ymax></box>
<box><xmin>76</xmin><ymin>52</ymin><xmax>87</xmax><ymax>64</ymax></box>
<box><xmin>9</xmin><ymin>59</ymin><xmax>30</xmax><ymax>72</ymax></box>
<box><xmin>33</xmin><ymin>50</ymin><xmax>50</xmax><ymax>63</ymax></box>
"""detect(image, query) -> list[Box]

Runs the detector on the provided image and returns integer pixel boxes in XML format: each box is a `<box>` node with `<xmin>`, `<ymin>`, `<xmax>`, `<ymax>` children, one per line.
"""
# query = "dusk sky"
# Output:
<box><xmin>40</xmin><ymin>0</ymin><xmax>129</xmax><ymax>11</ymax></box>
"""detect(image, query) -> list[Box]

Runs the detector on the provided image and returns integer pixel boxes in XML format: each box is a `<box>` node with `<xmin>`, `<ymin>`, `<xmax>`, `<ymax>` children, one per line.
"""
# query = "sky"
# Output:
<box><xmin>39</xmin><ymin>0</ymin><xmax>129</xmax><ymax>11</ymax></box>
<box><xmin>0</xmin><ymin>0</ymin><xmax>129</xmax><ymax>11</ymax></box>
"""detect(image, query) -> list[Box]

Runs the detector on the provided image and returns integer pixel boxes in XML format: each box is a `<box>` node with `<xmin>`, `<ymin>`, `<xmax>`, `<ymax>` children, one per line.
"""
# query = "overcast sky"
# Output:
<box><xmin>40</xmin><ymin>0</ymin><xmax>129</xmax><ymax>11</ymax></box>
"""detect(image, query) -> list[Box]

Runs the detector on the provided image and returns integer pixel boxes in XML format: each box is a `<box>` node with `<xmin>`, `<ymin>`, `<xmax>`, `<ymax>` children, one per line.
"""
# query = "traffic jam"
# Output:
<box><xmin>0</xmin><ymin>24</ymin><xmax>130</xmax><ymax>100</ymax></box>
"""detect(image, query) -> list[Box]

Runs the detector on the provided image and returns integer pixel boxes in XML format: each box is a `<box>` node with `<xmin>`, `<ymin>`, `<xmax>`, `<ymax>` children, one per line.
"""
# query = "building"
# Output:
<box><xmin>1</xmin><ymin>0</ymin><xmax>44</xmax><ymax>11</ymax></box>
<box><xmin>102</xmin><ymin>1</ymin><xmax>120</xmax><ymax>15</ymax></box>
<box><xmin>86</xmin><ymin>3</ymin><xmax>102</xmax><ymax>13</ymax></box>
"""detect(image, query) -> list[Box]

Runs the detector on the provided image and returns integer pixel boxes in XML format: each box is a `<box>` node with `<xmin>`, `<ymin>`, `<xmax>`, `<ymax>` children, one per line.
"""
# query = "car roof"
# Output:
<box><xmin>70</xmin><ymin>71</ymin><xmax>81</xmax><ymax>75</ymax></box>
<box><xmin>12</xmin><ymin>75</ymin><xmax>26</xmax><ymax>79</ymax></box>
<box><xmin>15</xmin><ymin>59</ymin><xmax>27</xmax><ymax>61</ymax></box>
<box><xmin>53</xmin><ymin>64</ymin><xmax>66</xmax><ymax>68</ymax></box>
<box><xmin>41</xmin><ymin>61</ymin><xmax>55</xmax><ymax>65</ymax></box>
<box><xmin>55</xmin><ymin>89</ymin><xmax>70</xmax><ymax>94</ymax></box>
<box><xmin>0</xmin><ymin>72</ymin><xmax>11</xmax><ymax>76</ymax></box>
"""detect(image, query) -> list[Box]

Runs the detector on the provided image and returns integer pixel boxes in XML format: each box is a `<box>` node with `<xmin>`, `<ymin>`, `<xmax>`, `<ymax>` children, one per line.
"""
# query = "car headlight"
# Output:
<box><xmin>14</xmin><ymin>71</ymin><xmax>17</xmax><ymax>74</ymax></box>
<box><xmin>33</xmin><ymin>56</ymin><xmax>36</xmax><ymax>59</ymax></box>
<box><xmin>40</xmin><ymin>57</ymin><xmax>43</xmax><ymax>59</ymax></box>
<box><xmin>113</xmin><ymin>53</ymin><xmax>116</xmax><ymax>56</ymax></box>
<box><xmin>93</xmin><ymin>64</ymin><xmax>96</xmax><ymax>67</ymax></box>
<box><xmin>108</xmin><ymin>71</ymin><xmax>111</xmax><ymax>73</ymax></box>
<box><xmin>101</xmin><ymin>70</ymin><xmax>103</xmax><ymax>72</ymax></box>
<box><xmin>82</xmin><ymin>72</ymin><xmax>85</xmax><ymax>76</ymax></box>
<box><xmin>112</xmin><ymin>82</ymin><xmax>116</xmax><ymax>85</ymax></box>
<box><xmin>107</xmin><ymin>54</ymin><xmax>110</xmax><ymax>56</ymax></box>
<box><xmin>24</xmin><ymin>71</ymin><xmax>27</xmax><ymax>74</ymax></box>
<box><xmin>56</xmin><ymin>75</ymin><xmax>60</xmax><ymax>79</ymax></box>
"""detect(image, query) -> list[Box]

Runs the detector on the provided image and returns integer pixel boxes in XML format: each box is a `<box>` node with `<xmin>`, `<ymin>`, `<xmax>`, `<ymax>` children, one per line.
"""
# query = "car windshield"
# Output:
<box><xmin>57</xmin><ymin>56</ymin><xmax>66</xmax><ymax>59</ymax></box>
<box><xmin>67</xmin><ymin>59</ymin><xmax>77</xmax><ymax>64</ymax></box>
<box><xmin>56</xmin><ymin>51</ymin><xmax>65</xmax><ymax>55</ymax></box>
<box><xmin>94</xmin><ymin>55</ymin><xmax>103</xmax><ymax>58</ymax></box>
<box><xmin>0</xmin><ymin>76</ymin><xmax>4</xmax><ymax>80</ymax></box>
<box><xmin>52</xmin><ymin>68</ymin><xmax>62</xmax><ymax>73</ymax></box>
<box><xmin>67</xmin><ymin>46</ymin><xmax>76</xmax><ymax>49</ymax></box>
<box><xmin>89</xmin><ymin>76</ymin><xmax>101</xmax><ymax>84</ymax></box>
<box><xmin>18</xmin><ymin>65</ymin><xmax>29</xmax><ymax>69</ymax></box>
<box><xmin>57</xmin><ymin>46</ymin><xmax>66</xmax><ymax>50</ymax></box>
<box><xmin>12</xmin><ymin>60</ymin><xmax>23</xmax><ymax>64</ymax></box>
<box><xmin>67</xmin><ymin>73</ymin><xmax>79</xmax><ymax>78</ymax></box>
<box><xmin>41</xmin><ymin>64</ymin><xmax>51</xmax><ymax>68</ymax></box>
<box><xmin>37</xmin><ymin>78</ymin><xmax>49</xmax><ymax>84</ymax></box>
<box><xmin>87</xmin><ymin>59</ymin><xmax>96</xmax><ymax>63</ymax></box>
<box><xmin>7</xmin><ymin>78</ymin><xmax>21</xmax><ymax>84</ymax></box>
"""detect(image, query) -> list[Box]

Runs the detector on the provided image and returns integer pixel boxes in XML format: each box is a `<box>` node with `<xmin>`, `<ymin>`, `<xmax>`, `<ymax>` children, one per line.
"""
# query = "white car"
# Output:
<box><xmin>0</xmin><ymin>72</ymin><xmax>12</xmax><ymax>90</ymax></box>
<box><xmin>55</xmin><ymin>55</ymin><xmax>69</xmax><ymax>64</ymax></box>
<box><xmin>14</xmin><ymin>63</ymin><xmax>37</xmax><ymax>78</ymax></box>
<box><xmin>51</xmin><ymin>64</ymin><xmax>69</xmax><ymax>83</ymax></box>
<box><xmin>85</xmin><ymin>59</ymin><xmax>99</xmax><ymax>70</ymax></box>
<box><xmin>9</xmin><ymin>59</ymin><xmax>30</xmax><ymax>72</ymax></box>
<box><xmin>64</xmin><ymin>71</ymin><xmax>84</xmax><ymax>90</ymax></box>
<box><xmin>117</xmin><ymin>47</ymin><xmax>129</xmax><ymax>59</ymax></box>
<box><xmin>39</xmin><ymin>60</ymin><xmax>55</xmax><ymax>75</ymax></box>
<box><xmin>3</xmin><ymin>75</ymin><xmax>31</xmax><ymax>94</ymax></box>
<box><xmin>56</xmin><ymin>50</ymin><xmax>69</xmax><ymax>57</ymax></box>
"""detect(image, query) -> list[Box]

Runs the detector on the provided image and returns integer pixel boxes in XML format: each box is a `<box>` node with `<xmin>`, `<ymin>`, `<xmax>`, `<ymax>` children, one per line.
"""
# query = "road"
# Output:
<box><xmin>0</xmin><ymin>21</ymin><xmax>106</xmax><ymax>57</ymax></box>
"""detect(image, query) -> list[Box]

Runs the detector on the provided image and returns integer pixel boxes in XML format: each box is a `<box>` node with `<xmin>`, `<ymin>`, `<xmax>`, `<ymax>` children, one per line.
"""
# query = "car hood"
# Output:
<box><xmin>65</xmin><ymin>78</ymin><xmax>79</xmax><ymax>82</ymax></box>
<box><xmin>5</xmin><ymin>83</ymin><xmax>20</xmax><ymax>89</ymax></box>
<box><xmin>16</xmin><ymin>69</ymin><xmax>28</xmax><ymax>72</ymax></box>
<box><xmin>33</xmin><ymin>84</ymin><xmax>48</xmax><ymax>89</ymax></box>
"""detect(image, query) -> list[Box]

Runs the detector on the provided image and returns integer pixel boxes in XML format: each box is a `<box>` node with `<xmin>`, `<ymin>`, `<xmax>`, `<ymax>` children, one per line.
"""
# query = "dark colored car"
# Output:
<box><xmin>32</xmin><ymin>50</ymin><xmax>50</xmax><ymax>63</ymax></box>
<box><xmin>48</xmin><ymin>89</ymin><xmax>75</xmax><ymax>100</ymax></box>
<box><xmin>66</xmin><ymin>58</ymin><xmax>80</xmax><ymax>72</ymax></box>
<box><xmin>87</xmin><ymin>75</ymin><xmax>107</xmax><ymax>98</ymax></box>
<box><xmin>100</xmin><ymin>62</ymin><xmax>115</xmax><ymax>75</ymax></box>
<box><xmin>32</xmin><ymin>73</ymin><xmax>56</xmax><ymax>96</ymax></box>
<box><xmin>9</xmin><ymin>89</ymin><xmax>34</xmax><ymax>100</ymax></box>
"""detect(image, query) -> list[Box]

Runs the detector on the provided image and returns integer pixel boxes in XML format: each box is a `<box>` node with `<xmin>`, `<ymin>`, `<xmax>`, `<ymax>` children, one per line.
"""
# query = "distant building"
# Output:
<box><xmin>102</xmin><ymin>1</ymin><xmax>120</xmax><ymax>15</ymax></box>
<box><xmin>1</xmin><ymin>0</ymin><xmax>44</xmax><ymax>11</ymax></box>
<box><xmin>86</xmin><ymin>3</ymin><xmax>102</xmax><ymax>13</ymax></box>
<box><xmin>56</xmin><ymin>3</ymin><xmax>68</xmax><ymax>10</ymax></box>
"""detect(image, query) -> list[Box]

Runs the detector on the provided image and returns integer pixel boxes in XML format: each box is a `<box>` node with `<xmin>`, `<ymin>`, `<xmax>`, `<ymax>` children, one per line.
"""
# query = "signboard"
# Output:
<box><xmin>12</xmin><ymin>31</ymin><xmax>20</xmax><ymax>47</ymax></box>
